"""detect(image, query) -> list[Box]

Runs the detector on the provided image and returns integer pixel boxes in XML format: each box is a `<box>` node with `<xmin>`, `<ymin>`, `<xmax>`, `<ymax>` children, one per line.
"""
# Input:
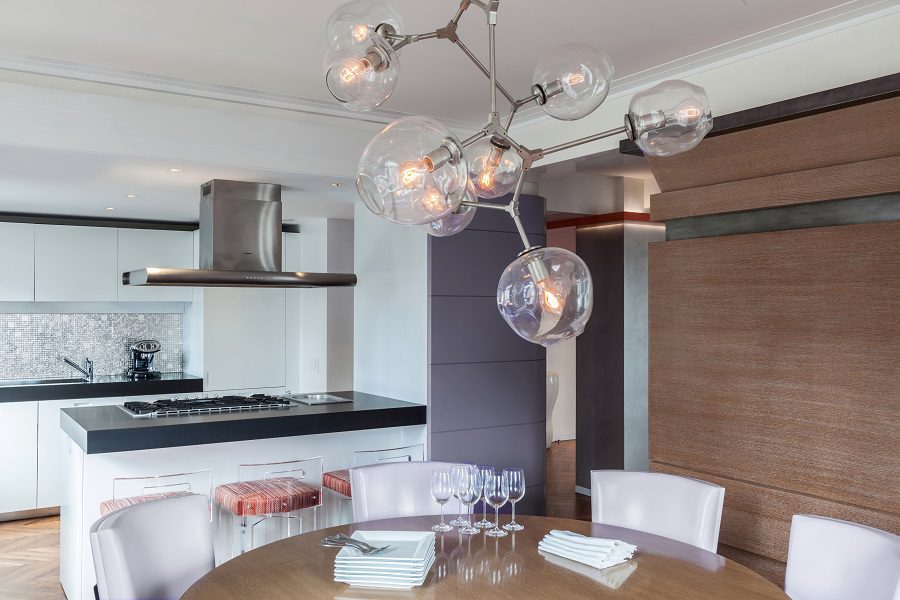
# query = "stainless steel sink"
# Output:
<box><xmin>287</xmin><ymin>393</ymin><xmax>352</xmax><ymax>405</ymax></box>
<box><xmin>0</xmin><ymin>377</ymin><xmax>86</xmax><ymax>387</ymax></box>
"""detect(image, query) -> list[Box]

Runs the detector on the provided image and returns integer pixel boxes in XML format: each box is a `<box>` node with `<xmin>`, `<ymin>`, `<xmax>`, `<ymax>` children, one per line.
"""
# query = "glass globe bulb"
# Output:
<box><xmin>423</xmin><ymin>182</ymin><xmax>477</xmax><ymax>237</ymax></box>
<box><xmin>497</xmin><ymin>247</ymin><xmax>593</xmax><ymax>347</ymax></box>
<box><xmin>465</xmin><ymin>136</ymin><xmax>523</xmax><ymax>199</ymax></box>
<box><xmin>326</xmin><ymin>0</ymin><xmax>403</xmax><ymax>53</ymax></box>
<box><xmin>532</xmin><ymin>43</ymin><xmax>614</xmax><ymax>121</ymax></box>
<box><xmin>627</xmin><ymin>80</ymin><xmax>713</xmax><ymax>157</ymax></box>
<box><xmin>324</xmin><ymin>38</ymin><xmax>399</xmax><ymax>111</ymax></box>
<box><xmin>357</xmin><ymin>116</ymin><xmax>468</xmax><ymax>225</ymax></box>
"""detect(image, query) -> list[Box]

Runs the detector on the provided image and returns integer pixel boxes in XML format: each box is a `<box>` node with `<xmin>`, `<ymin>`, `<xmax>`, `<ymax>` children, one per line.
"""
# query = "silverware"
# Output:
<box><xmin>325</xmin><ymin>535</ymin><xmax>389</xmax><ymax>553</ymax></box>
<box><xmin>319</xmin><ymin>539</ymin><xmax>391</xmax><ymax>555</ymax></box>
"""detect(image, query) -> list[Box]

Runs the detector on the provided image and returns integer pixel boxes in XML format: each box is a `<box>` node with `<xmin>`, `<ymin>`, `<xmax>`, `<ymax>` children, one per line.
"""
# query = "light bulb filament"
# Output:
<box><xmin>567</xmin><ymin>73</ymin><xmax>585</xmax><ymax>85</ymax></box>
<box><xmin>351</xmin><ymin>24</ymin><xmax>369</xmax><ymax>43</ymax></box>
<box><xmin>399</xmin><ymin>160</ymin><xmax>426</xmax><ymax>188</ymax></box>
<box><xmin>476</xmin><ymin>143</ymin><xmax>506</xmax><ymax>192</ymax></box>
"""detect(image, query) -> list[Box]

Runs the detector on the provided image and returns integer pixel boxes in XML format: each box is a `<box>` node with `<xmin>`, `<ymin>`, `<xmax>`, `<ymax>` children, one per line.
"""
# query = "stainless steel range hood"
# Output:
<box><xmin>123</xmin><ymin>180</ymin><xmax>357</xmax><ymax>288</ymax></box>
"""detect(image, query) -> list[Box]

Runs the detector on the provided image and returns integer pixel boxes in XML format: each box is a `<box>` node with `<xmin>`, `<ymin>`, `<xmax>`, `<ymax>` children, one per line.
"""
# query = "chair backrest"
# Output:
<box><xmin>350</xmin><ymin>461</ymin><xmax>463</xmax><ymax>522</ymax></box>
<box><xmin>90</xmin><ymin>494</ymin><xmax>214</xmax><ymax>600</ymax></box>
<box><xmin>785</xmin><ymin>514</ymin><xmax>900</xmax><ymax>600</ymax></box>
<box><xmin>112</xmin><ymin>469</ymin><xmax>212</xmax><ymax>501</ymax></box>
<box><xmin>590</xmin><ymin>470</ymin><xmax>724</xmax><ymax>552</ymax></box>
<box><xmin>354</xmin><ymin>443</ymin><xmax>425</xmax><ymax>466</ymax></box>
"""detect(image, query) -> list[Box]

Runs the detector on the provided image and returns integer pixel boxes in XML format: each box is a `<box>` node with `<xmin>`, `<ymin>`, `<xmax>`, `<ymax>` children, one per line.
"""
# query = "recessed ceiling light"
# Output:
<box><xmin>168</xmin><ymin>167</ymin><xmax>184</xmax><ymax>173</ymax></box>
<box><xmin>127</xmin><ymin>194</ymin><xmax>138</xmax><ymax>199</ymax></box>
<box><xmin>331</xmin><ymin>182</ymin><xmax>342</xmax><ymax>187</ymax></box>
<box><xmin>105</xmin><ymin>207</ymin><xmax>115</xmax><ymax>211</ymax></box>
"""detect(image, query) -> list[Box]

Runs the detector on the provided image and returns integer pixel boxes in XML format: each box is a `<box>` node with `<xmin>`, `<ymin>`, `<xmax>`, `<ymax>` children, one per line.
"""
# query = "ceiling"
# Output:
<box><xmin>0</xmin><ymin>0</ymin><xmax>888</xmax><ymax>222</ymax></box>
<box><xmin>0</xmin><ymin>0</ymin><xmax>885</xmax><ymax>126</ymax></box>
<box><xmin>0</xmin><ymin>145</ymin><xmax>357</xmax><ymax>222</ymax></box>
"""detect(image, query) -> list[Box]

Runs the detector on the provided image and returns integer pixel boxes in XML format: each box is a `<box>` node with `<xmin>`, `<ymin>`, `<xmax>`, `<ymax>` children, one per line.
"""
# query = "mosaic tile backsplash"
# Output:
<box><xmin>0</xmin><ymin>313</ymin><xmax>183</xmax><ymax>380</ymax></box>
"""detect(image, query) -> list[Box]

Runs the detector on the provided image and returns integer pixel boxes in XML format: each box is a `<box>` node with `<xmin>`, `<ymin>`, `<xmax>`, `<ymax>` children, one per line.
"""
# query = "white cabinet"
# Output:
<box><xmin>37</xmin><ymin>397</ymin><xmax>122</xmax><ymax>509</ymax></box>
<box><xmin>117</xmin><ymin>228</ymin><xmax>194</xmax><ymax>302</ymax></box>
<box><xmin>0</xmin><ymin>222</ymin><xmax>36</xmax><ymax>301</ymax></box>
<box><xmin>0</xmin><ymin>401</ymin><xmax>38</xmax><ymax>513</ymax></box>
<box><xmin>34</xmin><ymin>225</ymin><xmax>118</xmax><ymax>301</ymax></box>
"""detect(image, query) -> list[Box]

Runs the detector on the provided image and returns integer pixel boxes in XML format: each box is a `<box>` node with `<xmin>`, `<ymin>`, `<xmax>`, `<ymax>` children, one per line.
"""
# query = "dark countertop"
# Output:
<box><xmin>61</xmin><ymin>390</ymin><xmax>427</xmax><ymax>454</ymax></box>
<box><xmin>0</xmin><ymin>372</ymin><xmax>204</xmax><ymax>403</ymax></box>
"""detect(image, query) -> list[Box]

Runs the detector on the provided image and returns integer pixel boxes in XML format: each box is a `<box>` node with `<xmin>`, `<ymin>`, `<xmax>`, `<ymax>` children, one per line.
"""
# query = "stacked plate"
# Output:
<box><xmin>334</xmin><ymin>531</ymin><xmax>436</xmax><ymax>589</ymax></box>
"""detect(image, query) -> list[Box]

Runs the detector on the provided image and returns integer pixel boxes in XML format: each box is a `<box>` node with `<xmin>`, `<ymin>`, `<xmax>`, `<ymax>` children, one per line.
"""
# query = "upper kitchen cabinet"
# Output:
<box><xmin>34</xmin><ymin>225</ymin><xmax>118</xmax><ymax>302</ymax></box>
<box><xmin>0</xmin><ymin>222</ymin><xmax>36</xmax><ymax>301</ymax></box>
<box><xmin>117</xmin><ymin>228</ymin><xmax>194</xmax><ymax>302</ymax></box>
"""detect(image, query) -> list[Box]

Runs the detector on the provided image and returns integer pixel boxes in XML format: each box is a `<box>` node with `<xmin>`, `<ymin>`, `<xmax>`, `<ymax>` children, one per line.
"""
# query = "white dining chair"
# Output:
<box><xmin>590</xmin><ymin>470</ymin><xmax>725</xmax><ymax>552</ymax></box>
<box><xmin>90</xmin><ymin>493</ymin><xmax>215</xmax><ymax>600</ymax></box>
<box><xmin>785</xmin><ymin>514</ymin><xmax>900</xmax><ymax>600</ymax></box>
<box><xmin>350</xmin><ymin>460</ymin><xmax>463</xmax><ymax>522</ymax></box>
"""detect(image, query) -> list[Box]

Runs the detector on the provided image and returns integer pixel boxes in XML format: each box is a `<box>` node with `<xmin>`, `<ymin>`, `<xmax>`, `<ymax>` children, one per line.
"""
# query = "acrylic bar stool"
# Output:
<box><xmin>214</xmin><ymin>456</ymin><xmax>323</xmax><ymax>557</ymax></box>
<box><xmin>99</xmin><ymin>469</ymin><xmax>213</xmax><ymax>517</ymax></box>
<box><xmin>323</xmin><ymin>443</ymin><xmax>425</xmax><ymax>525</ymax></box>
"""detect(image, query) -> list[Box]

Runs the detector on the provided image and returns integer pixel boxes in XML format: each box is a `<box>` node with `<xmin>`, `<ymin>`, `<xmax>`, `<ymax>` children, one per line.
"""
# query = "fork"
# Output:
<box><xmin>320</xmin><ymin>537</ymin><xmax>391</xmax><ymax>555</ymax></box>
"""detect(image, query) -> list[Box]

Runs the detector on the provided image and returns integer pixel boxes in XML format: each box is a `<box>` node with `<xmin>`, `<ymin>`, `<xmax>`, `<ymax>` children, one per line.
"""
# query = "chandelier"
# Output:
<box><xmin>323</xmin><ymin>0</ymin><xmax>714</xmax><ymax>347</ymax></box>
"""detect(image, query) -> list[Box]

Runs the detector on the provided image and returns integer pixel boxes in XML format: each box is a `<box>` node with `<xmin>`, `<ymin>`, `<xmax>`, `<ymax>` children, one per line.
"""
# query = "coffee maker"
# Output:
<box><xmin>127</xmin><ymin>340</ymin><xmax>161</xmax><ymax>379</ymax></box>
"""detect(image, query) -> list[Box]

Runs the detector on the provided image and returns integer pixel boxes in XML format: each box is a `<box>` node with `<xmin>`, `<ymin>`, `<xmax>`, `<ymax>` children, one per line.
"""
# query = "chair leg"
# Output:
<box><xmin>239</xmin><ymin>516</ymin><xmax>248</xmax><ymax>554</ymax></box>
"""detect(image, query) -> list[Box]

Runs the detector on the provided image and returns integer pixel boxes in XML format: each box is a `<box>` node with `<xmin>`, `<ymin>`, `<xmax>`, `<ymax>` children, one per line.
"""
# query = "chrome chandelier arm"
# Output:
<box><xmin>540</xmin><ymin>125</ymin><xmax>629</xmax><ymax>156</ymax></box>
<box><xmin>460</xmin><ymin>168</ymin><xmax>533</xmax><ymax>251</ymax></box>
<box><xmin>453</xmin><ymin>37</ymin><xmax>516</xmax><ymax>106</ymax></box>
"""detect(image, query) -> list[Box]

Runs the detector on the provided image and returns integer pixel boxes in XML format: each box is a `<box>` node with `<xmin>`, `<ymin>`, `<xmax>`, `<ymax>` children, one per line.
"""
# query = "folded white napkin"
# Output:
<box><xmin>538</xmin><ymin>530</ymin><xmax>636</xmax><ymax>570</ymax></box>
<box><xmin>539</xmin><ymin>550</ymin><xmax>637</xmax><ymax>589</ymax></box>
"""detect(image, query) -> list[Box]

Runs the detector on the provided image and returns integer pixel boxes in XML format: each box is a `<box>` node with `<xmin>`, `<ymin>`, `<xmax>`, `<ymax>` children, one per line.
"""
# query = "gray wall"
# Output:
<box><xmin>575</xmin><ymin>225</ymin><xmax>624</xmax><ymax>490</ymax></box>
<box><xmin>575</xmin><ymin>221</ymin><xmax>666</xmax><ymax>489</ymax></box>
<box><xmin>428</xmin><ymin>194</ymin><xmax>547</xmax><ymax>515</ymax></box>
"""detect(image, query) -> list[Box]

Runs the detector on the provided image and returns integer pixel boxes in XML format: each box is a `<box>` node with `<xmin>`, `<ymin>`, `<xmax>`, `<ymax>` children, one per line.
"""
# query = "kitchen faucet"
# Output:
<box><xmin>62</xmin><ymin>356</ymin><xmax>94</xmax><ymax>382</ymax></box>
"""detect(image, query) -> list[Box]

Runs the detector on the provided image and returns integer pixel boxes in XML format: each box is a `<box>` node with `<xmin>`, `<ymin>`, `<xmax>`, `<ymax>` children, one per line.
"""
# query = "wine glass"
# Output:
<box><xmin>450</xmin><ymin>464</ymin><xmax>470</xmax><ymax>527</ymax></box>
<box><xmin>484</xmin><ymin>473</ymin><xmax>509</xmax><ymax>537</ymax></box>
<box><xmin>456</xmin><ymin>466</ymin><xmax>480</xmax><ymax>535</ymax></box>
<box><xmin>431</xmin><ymin>470</ymin><xmax>453</xmax><ymax>532</ymax></box>
<box><xmin>503</xmin><ymin>467</ymin><xmax>525</xmax><ymax>531</ymax></box>
<box><xmin>473</xmin><ymin>465</ymin><xmax>494</xmax><ymax>529</ymax></box>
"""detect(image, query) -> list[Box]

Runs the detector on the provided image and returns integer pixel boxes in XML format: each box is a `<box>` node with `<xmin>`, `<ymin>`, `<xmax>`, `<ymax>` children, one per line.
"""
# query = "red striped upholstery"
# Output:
<box><xmin>99</xmin><ymin>491</ymin><xmax>194</xmax><ymax>516</ymax></box>
<box><xmin>323</xmin><ymin>469</ymin><xmax>352</xmax><ymax>498</ymax></box>
<box><xmin>214</xmin><ymin>477</ymin><xmax>320</xmax><ymax>517</ymax></box>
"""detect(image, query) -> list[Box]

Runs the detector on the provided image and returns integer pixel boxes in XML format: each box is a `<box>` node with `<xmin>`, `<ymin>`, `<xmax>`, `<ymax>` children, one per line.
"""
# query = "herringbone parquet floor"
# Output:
<box><xmin>0</xmin><ymin>516</ymin><xmax>66</xmax><ymax>600</ymax></box>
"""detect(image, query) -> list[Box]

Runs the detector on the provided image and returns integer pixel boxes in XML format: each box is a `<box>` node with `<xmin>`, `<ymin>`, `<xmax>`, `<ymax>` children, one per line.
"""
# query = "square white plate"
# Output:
<box><xmin>334</xmin><ymin>531</ymin><xmax>435</xmax><ymax>563</ymax></box>
<box><xmin>335</xmin><ymin>548</ymin><xmax>435</xmax><ymax>575</ymax></box>
<box><xmin>335</xmin><ymin>554</ymin><xmax>435</xmax><ymax>588</ymax></box>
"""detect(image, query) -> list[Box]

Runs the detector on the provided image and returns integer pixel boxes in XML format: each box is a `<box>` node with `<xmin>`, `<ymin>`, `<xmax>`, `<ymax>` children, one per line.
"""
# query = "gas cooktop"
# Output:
<box><xmin>122</xmin><ymin>394</ymin><xmax>293</xmax><ymax>418</ymax></box>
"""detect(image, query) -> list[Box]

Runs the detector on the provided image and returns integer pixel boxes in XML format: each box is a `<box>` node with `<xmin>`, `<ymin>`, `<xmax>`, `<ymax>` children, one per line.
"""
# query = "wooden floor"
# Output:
<box><xmin>0</xmin><ymin>442</ymin><xmax>588</xmax><ymax>600</ymax></box>
<box><xmin>0</xmin><ymin>515</ymin><xmax>66</xmax><ymax>600</ymax></box>
<box><xmin>546</xmin><ymin>439</ymin><xmax>591</xmax><ymax>521</ymax></box>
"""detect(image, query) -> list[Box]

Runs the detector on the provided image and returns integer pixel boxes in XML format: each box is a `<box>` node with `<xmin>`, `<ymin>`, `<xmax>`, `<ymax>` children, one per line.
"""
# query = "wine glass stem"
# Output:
<box><xmin>439</xmin><ymin>503</ymin><xmax>445</xmax><ymax>526</ymax></box>
<box><xmin>511</xmin><ymin>501</ymin><xmax>516</xmax><ymax>524</ymax></box>
<box><xmin>482</xmin><ymin>500</ymin><xmax>487</xmax><ymax>522</ymax></box>
<box><xmin>494</xmin><ymin>507</ymin><xmax>500</xmax><ymax>530</ymax></box>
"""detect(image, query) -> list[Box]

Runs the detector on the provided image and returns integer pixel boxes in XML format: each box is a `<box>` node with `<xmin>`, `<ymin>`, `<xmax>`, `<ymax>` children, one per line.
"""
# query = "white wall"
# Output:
<box><xmin>515</xmin><ymin>9</ymin><xmax>900</xmax><ymax>165</ymax></box>
<box><xmin>353</xmin><ymin>203</ymin><xmax>428</xmax><ymax>405</ymax></box>
<box><xmin>288</xmin><ymin>218</ymin><xmax>354</xmax><ymax>393</ymax></box>
<box><xmin>326</xmin><ymin>219</ymin><xmax>354</xmax><ymax>391</ymax></box>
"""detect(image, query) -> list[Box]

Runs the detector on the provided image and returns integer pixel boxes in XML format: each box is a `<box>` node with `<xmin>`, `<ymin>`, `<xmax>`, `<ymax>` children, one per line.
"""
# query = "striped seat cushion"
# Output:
<box><xmin>214</xmin><ymin>477</ymin><xmax>320</xmax><ymax>517</ymax></box>
<box><xmin>99</xmin><ymin>491</ymin><xmax>194</xmax><ymax>516</ymax></box>
<box><xmin>323</xmin><ymin>469</ymin><xmax>352</xmax><ymax>498</ymax></box>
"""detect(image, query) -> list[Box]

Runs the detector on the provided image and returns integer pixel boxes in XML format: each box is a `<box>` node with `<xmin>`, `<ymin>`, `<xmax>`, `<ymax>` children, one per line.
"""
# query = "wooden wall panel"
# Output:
<box><xmin>652</xmin><ymin>462</ymin><xmax>900</xmax><ymax>563</ymax></box>
<box><xmin>650</xmin><ymin>156</ymin><xmax>900</xmax><ymax>221</ymax></box>
<box><xmin>649</xmin><ymin>220</ymin><xmax>900</xmax><ymax>569</ymax></box>
<box><xmin>646</xmin><ymin>96</ymin><xmax>900</xmax><ymax>192</ymax></box>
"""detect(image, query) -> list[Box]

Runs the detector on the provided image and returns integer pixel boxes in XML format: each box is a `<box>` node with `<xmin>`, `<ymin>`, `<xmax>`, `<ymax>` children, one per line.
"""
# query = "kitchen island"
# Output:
<box><xmin>59</xmin><ymin>391</ymin><xmax>426</xmax><ymax>600</ymax></box>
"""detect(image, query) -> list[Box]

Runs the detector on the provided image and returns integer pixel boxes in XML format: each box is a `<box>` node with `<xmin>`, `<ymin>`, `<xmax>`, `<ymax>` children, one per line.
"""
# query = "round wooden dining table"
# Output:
<box><xmin>181</xmin><ymin>515</ymin><xmax>789</xmax><ymax>599</ymax></box>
